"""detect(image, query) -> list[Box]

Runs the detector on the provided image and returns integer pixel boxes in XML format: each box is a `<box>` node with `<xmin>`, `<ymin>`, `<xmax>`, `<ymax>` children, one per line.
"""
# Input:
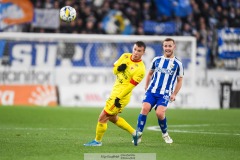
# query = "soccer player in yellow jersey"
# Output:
<box><xmin>84</xmin><ymin>41</ymin><xmax>146</xmax><ymax>146</ymax></box>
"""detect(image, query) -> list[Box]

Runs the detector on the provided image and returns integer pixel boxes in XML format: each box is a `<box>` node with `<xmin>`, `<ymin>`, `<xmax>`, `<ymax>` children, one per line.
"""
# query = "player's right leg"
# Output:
<box><xmin>133</xmin><ymin>92</ymin><xmax>155</xmax><ymax>145</ymax></box>
<box><xmin>84</xmin><ymin>110</ymin><xmax>109</xmax><ymax>146</ymax></box>
<box><xmin>132</xmin><ymin>103</ymin><xmax>151</xmax><ymax>145</ymax></box>
<box><xmin>137</xmin><ymin>102</ymin><xmax>152</xmax><ymax>132</ymax></box>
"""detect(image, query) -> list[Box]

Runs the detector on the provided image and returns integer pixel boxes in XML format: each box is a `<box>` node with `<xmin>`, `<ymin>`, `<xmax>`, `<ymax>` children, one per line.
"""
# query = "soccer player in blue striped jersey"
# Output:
<box><xmin>134</xmin><ymin>38</ymin><xmax>184</xmax><ymax>145</ymax></box>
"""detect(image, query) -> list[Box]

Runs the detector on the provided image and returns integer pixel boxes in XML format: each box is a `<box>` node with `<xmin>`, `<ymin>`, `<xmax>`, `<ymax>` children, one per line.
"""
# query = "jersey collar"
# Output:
<box><xmin>130</xmin><ymin>55</ymin><xmax>142</xmax><ymax>62</ymax></box>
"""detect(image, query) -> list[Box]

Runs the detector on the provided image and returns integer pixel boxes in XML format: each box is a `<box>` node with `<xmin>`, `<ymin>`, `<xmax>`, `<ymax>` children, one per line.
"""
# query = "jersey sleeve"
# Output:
<box><xmin>150</xmin><ymin>57</ymin><xmax>158</xmax><ymax>71</ymax></box>
<box><xmin>176</xmin><ymin>61</ymin><xmax>184</xmax><ymax>77</ymax></box>
<box><xmin>117</xmin><ymin>83</ymin><xmax>135</xmax><ymax>99</ymax></box>
<box><xmin>132</xmin><ymin>68</ymin><xmax>145</xmax><ymax>84</ymax></box>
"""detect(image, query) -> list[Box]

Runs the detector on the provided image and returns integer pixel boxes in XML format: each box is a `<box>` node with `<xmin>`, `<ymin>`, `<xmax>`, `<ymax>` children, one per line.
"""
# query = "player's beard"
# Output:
<box><xmin>164</xmin><ymin>50</ymin><xmax>174</xmax><ymax>58</ymax></box>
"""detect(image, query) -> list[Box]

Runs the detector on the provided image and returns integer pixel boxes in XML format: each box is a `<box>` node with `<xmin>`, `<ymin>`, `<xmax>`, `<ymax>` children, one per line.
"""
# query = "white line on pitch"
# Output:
<box><xmin>169</xmin><ymin>124</ymin><xmax>211</xmax><ymax>127</ymax></box>
<box><xmin>147</xmin><ymin>126</ymin><xmax>240</xmax><ymax>136</ymax></box>
<box><xmin>169</xmin><ymin>129</ymin><xmax>240</xmax><ymax>136</ymax></box>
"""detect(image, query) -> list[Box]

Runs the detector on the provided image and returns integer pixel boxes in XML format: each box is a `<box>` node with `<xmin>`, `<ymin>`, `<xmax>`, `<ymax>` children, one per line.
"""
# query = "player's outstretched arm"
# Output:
<box><xmin>114</xmin><ymin>81</ymin><xmax>137</xmax><ymax>108</ymax></box>
<box><xmin>117</xmin><ymin>83</ymin><xmax>135</xmax><ymax>100</ymax></box>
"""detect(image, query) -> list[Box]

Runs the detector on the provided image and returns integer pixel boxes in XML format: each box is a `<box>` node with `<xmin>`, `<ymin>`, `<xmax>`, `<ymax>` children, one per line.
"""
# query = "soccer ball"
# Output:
<box><xmin>59</xmin><ymin>6</ymin><xmax>76</xmax><ymax>22</ymax></box>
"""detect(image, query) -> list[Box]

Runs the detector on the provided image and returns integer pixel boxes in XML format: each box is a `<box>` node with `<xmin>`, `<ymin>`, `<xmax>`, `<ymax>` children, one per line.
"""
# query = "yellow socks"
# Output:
<box><xmin>95</xmin><ymin>117</ymin><xmax>135</xmax><ymax>142</ymax></box>
<box><xmin>115</xmin><ymin>117</ymin><xmax>135</xmax><ymax>135</ymax></box>
<box><xmin>95</xmin><ymin>122</ymin><xmax>107</xmax><ymax>142</ymax></box>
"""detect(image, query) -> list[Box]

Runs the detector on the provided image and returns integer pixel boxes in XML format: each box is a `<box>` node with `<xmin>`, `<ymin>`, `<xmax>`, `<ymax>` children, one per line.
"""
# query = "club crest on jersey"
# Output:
<box><xmin>170</xmin><ymin>63</ymin><xmax>174</xmax><ymax>69</ymax></box>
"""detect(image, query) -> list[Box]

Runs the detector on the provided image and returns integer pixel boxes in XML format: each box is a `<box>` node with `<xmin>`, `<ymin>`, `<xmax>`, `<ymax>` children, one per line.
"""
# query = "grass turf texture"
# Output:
<box><xmin>0</xmin><ymin>106</ymin><xmax>240</xmax><ymax>160</ymax></box>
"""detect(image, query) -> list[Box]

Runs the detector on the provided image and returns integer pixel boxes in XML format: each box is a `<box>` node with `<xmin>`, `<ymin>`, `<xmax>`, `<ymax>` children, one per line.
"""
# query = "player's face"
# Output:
<box><xmin>163</xmin><ymin>41</ymin><xmax>175</xmax><ymax>58</ymax></box>
<box><xmin>132</xmin><ymin>44</ymin><xmax>145</xmax><ymax>61</ymax></box>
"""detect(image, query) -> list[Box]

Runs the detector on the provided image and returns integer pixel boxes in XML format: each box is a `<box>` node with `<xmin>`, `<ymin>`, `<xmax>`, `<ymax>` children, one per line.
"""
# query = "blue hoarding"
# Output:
<box><xmin>218</xmin><ymin>28</ymin><xmax>240</xmax><ymax>59</ymax></box>
<box><xmin>1</xmin><ymin>41</ymin><xmax>161</xmax><ymax>67</ymax></box>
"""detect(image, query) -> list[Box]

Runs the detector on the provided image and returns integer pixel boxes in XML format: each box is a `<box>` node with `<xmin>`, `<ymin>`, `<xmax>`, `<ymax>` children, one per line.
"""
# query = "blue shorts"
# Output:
<box><xmin>142</xmin><ymin>92</ymin><xmax>170</xmax><ymax>109</ymax></box>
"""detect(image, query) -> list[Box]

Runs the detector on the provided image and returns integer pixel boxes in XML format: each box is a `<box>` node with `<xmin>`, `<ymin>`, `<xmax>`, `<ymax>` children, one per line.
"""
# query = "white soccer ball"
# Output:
<box><xmin>59</xmin><ymin>6</ymin><xmax>76</xmax><ymax>22</ymax></box>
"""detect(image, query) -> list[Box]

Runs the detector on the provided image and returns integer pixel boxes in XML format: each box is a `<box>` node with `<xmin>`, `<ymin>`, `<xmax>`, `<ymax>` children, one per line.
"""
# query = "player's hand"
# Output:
<box><xmin>114</xmin><ymin>97</ymin><xmax>121</xmax><ymax>108</ymax></box>
<box><xmin>170</xmin><ymin>94</ymin><xmax>176</xmax><ymax>102</ymax></box>
<box><xmin>117</xmin><ymin>64</ymin><xmax>127</xmax><ymax>72</ymax></box>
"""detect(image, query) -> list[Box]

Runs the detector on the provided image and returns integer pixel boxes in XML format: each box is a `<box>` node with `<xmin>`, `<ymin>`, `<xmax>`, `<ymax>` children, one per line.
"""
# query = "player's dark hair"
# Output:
<box><xmin>135</xmin><ymin>41</ymin><xmax>146</xmax><ymax>50</ymax></box>
<box><xmin>163</xmin><ymin>38</ymin><xmax>175</xmax><ymax>44</ymax></box>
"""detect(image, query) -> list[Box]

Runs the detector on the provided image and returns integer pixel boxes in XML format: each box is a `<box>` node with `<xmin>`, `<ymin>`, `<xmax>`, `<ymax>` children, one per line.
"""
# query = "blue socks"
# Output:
<box><xmin>137</xmin><ymin>114</ymin><xmax>147</xmax><ymax>132</ymax></box>
<box><xmin>137</xmin><ymin>114</ymin><xmax>167</xmax><ymax>134</ymax></box>
<box><xmin>158</xmin><ymin>117</ymin><xmax>167</xmax><ymax>134</ymax></box>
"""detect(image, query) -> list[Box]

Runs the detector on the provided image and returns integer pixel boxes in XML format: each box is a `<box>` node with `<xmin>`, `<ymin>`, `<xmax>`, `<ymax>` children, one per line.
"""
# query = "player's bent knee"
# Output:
<box><xmin>156</xmin><ymin>111</ymin><xmax>165</xmax><ymax>119</ymax></box>
<box><xmin>141</xmin><ymin>103</ymin><xmax>151</xmax><ymax>114</ymax></box>
<box><xmin>141</xmin><ymin>107</ymin><xmax>150</xmax><ymax>114</ymax></box>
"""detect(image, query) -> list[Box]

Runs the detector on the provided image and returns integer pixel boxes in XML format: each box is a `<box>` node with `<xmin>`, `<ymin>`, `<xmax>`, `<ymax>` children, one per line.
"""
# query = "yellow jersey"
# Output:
<box><xmin>111</xmin><ymin>53</ymin><xmax>146</xmax><ymax>99</ymax></box>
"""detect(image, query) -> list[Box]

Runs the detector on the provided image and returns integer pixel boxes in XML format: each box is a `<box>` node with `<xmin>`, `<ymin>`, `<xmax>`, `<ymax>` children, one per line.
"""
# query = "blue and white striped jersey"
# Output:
<box><xmin>146</xmin><ymin>56</ymin><xmax>184</xmax><ymax>95</ymax></box>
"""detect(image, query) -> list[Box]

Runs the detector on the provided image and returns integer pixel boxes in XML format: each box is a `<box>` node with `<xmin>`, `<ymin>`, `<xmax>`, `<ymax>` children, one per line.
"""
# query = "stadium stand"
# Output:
<box><xmin>24</xmin><ymin>0</ymin><xmax>239</xmax><ymax>69</ymax></box>
<box><xmin>1</xmin><ymin>0</ymin><xmax>240</xmax><ymax>108</ymax></box>
<box><xmin>1</xmin><ymin>0</ymin><xmax>240</xmax><ymax>69</ymax></box>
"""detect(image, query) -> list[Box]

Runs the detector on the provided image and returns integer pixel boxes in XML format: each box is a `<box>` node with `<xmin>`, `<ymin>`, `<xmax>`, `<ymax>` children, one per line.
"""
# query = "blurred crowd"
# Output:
<box><xmin>29</xmin><ymin>0</ymin><xmax>240</xmax><ymax>34</ymax></box>
<box><xmin>26</xmin><ymin>0</ymin><xmax>239</xmax><ymax>68</ymax></box>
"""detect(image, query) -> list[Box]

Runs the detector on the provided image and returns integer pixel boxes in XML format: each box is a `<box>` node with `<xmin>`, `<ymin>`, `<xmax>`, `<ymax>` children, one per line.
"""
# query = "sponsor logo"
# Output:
<box><xmin>68</xmin><ymin>72</ymin><xmax>114</xmax><ymax>84</ymax></box>
<box><xmin>28</xmin><ymin>86</ymin><xmax>57</xmax><ymax>106</ymax></box>
<box><xmin>0</xmin><ymin>85</ymin><xmax>57</xmax><ymax>106</ymax></box>
<box><xmin>0</xmin><ymin>90</ymin><xmax>14</xmax><ymax>105</ymax></box>
<box><xmin>155</xmin><ymin>67</ymin><xmax>174</xmax><ymax>75</ymax></box>
<box><xmin>0</xmin><ymin>69</ymin><xmax>52</xmax><ymax>84</ymax></box>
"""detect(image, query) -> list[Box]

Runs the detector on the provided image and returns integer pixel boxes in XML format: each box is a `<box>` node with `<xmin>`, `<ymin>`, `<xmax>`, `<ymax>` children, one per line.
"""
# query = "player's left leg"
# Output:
<box><xmin>110</xmin><ymin>116</ymin><xmax>135</xmax><ymax>134</ymax></box>
<box><xmin>156</xmin><ymin>105</ymin><xmax>173</xmax><ymax>144</ymax></box>
<box><xmin>110</xmin><ymin>115</ymin><xmax>142</xmax><ymax>146</ymax></box>
<box><xmin>109</xmin><ymin>96</ymin><xmax>142</xmax><ymax>146</ymax></box>
<box><xmin>109</xmin><ymin>96</ymin><xmax>135</xmax><ymax>135</ymax></box>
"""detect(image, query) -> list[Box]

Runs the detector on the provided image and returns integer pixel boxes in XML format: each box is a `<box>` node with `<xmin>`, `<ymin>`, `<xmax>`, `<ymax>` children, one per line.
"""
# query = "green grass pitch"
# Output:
<box><xmin>0</xmin><ymin>106</ymin><xmax>240</xmax><ymax>160</ymax></box>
